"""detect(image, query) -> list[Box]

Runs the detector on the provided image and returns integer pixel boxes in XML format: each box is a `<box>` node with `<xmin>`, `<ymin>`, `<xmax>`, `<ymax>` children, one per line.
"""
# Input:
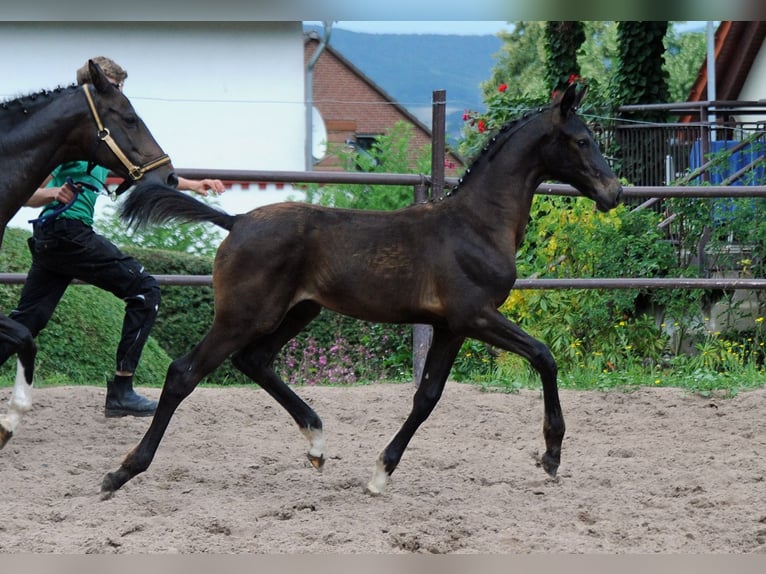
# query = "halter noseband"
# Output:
<box><xmin>82</xmin><ymin>84</ymin><xmax>170</xmax><ymax>190</ymax></box>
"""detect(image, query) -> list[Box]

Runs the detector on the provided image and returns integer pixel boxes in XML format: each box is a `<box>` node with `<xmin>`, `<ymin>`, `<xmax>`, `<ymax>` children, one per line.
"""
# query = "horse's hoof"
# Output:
<box><xmin>541</xmin><ymin>452</ymin><xmax>560</xmax><ymax>477</ymax></box>
<box><xmin>307</xmin><ymin>452</ymin><xmax>325</xmax><ymax>471</ymax></box>
<box><xmin>364</xmin><ymin>484</ymin><xmax>383</xmax><ymax>497</ymax></box>
<box><xmin>100</xmin><ymin>472</ymin><xmax>121</xmax><ymax>498</ymax></box>
<box><xmin>0</xmin><ymin>427</ymin><xmax>11</xmax><ymax>450</ymax></box>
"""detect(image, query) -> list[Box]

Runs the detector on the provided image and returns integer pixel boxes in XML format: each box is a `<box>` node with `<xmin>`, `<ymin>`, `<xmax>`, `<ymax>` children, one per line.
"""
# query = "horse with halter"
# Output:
<box><xmin>103</xmin><ymin>83</ymin><xmax>622</xmax><ymax>497</ymax></box>
<box><xmin>0</xmin><ymin>60</ymin><xmax>178</xmax><ymax>449</ymax></box>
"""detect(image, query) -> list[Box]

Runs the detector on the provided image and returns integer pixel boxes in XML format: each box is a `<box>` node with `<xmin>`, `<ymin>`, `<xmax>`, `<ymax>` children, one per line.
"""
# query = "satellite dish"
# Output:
<box><xmin>312</xmin><ymin>106</ymin><xmax>328</xmax><ymax>163</ymax></box>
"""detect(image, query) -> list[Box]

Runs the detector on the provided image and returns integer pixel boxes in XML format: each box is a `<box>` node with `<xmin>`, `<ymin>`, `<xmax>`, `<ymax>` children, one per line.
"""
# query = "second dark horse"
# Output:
<box><xmin>103</xmin><ymin>84</ymin><xmax>622</xmax><ymax>497</ymax></box>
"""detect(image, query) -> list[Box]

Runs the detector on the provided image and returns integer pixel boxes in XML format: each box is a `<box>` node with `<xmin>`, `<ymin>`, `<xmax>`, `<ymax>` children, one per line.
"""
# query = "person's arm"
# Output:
<box><xmin>24</xmin><ymin>178</ymin><xmax>75</xmax><ymax>207</ymax></box>
<box><xmin>177</xmin><ymin>177</ymin><xmax>225</xmax><ymax>197</ymax></box>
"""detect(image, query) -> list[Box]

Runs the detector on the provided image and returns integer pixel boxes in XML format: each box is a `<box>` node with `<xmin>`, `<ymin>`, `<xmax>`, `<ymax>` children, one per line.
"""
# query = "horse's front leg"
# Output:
<box><xmin>0</xmin><ymin>318</ymin><xmax>36</xmax><ymax>449</ymax></box>
<box><xmin>0</xmin><ymin>357</ymin><xmax>36</xmax><ymax>449</ymax></box>
<box><xmin>367</xmin><ymin>328</ymin><xmax>464</xmax><ymax>495</ymax></box>
<box><xmin>468</xmin><ymin>309</ymin><xmax>564</xmax><ymax>478</ymax></box>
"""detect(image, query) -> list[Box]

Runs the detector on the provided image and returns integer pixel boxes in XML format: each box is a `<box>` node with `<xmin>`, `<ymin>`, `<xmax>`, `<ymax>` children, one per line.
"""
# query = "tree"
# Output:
<box><xmin>481</xmin><ymin>22</ymin><xmax>548</xmax><ymax>103</ymax></box>
<box><xmin>460</xmin><ymin>21</ymin><xmax>704</xmax><ymax>169</ymax></box>
<box><xmin>614</xmin><ymin>21</ymin><xmax>670</xmax><ymax>109</ymax></box>
<box><xmin>304</xmin><ymin>121</ymin><xmax>431</xmax><ymax>210</ymax></box>
<box><xmin>544</xmin><ymin>21</ymin><xmax>586</xmax><ymax>94</ymax></box>
<box><xmin>664</xmin><ymin>22</ymin><xmax>706</xmax><ymax>102</ymax></box>
<box><xmin>614</xmin><ymin>21</ymin><xmax>670</xmax><ymax>186</ymax></box>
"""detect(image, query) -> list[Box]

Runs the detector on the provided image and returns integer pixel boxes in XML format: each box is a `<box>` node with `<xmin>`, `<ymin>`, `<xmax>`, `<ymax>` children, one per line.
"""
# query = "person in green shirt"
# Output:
<box><xmin>2</xmin><ymin>56</ymin><xmax>224</xmax><ymax>417</ymax></box>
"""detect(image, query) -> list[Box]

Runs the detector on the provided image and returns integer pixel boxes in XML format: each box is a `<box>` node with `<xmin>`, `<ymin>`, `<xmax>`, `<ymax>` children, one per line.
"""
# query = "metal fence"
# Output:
<box><xmin>598</xmin><ymin>100</ymin><xmax>766</xmax><ymax>189</ymax></box>
<box><xmin>4</xmin><ymin>170</ymin><xmax>766</xmax><ymax>291</ymax></box>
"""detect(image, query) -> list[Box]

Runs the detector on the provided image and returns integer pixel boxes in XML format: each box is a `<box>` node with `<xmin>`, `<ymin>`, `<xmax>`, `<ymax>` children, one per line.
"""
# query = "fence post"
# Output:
<box><xmin>430</xmin><ymin>89</ymin><xmax>446</xmax><ymax>200</ymax></box>
<box><xmin>412</xmin><ymin>90</ymin><xmax>447</xmax><ymax>386</ymax></box>
<box><xmin>412</xmin><ymin>179</ymin><xmax>431</xmax><ymax>387</ymax></box>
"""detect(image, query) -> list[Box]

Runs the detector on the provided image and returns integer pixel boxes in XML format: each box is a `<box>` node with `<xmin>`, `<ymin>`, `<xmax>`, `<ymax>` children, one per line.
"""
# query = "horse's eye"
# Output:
<box><xmin>124</xmin><ymin>114</ymin><xmax>138</xmax><ymax>126</ymax></box>
<box><xmin>577</xmin><ymin>139</ymin><xmax>588</xmax><ymax>148</ymax></box>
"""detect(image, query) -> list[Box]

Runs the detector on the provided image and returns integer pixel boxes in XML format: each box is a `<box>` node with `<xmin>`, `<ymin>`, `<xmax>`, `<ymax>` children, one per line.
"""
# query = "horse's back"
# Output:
<box><xmin>215</xmin><ymin>201</ymin><xmax>447</xmax><ymax>323</ymax></box>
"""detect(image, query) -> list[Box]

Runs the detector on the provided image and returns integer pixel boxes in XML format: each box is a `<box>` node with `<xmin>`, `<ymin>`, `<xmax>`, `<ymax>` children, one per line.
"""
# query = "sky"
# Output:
<box><xmin>309</xmin><ymin>21</ymin><xmax>515</xmax><ymax>35</ymax></box>
<box><xmin>310</xmin><ymin>21</ymin><xmax>708</xmax><ymax>36</ymax></box>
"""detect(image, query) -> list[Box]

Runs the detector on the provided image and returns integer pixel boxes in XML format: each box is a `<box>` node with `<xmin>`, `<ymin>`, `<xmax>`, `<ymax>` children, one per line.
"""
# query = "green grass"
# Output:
<box><xmin>473</xmin><ymin>358</ymin><xmax>766</xmax><ymax>399</ymax></box>
<box><xmin>4</xmin><ymin>360</ymin><xmax>765</xmax><ymax>401</ymax></box>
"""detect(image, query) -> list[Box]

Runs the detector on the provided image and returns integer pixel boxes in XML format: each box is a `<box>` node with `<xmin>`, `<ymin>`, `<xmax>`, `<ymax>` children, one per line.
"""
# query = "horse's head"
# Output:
<box><xmin>83</xmin><ymin>60</ymin><xmax>178</xmax><ymax>193</ymax></box>
<box><xmin>544</xmin><ymin>83</ymin><xmax>622</xmax><ymax>212</ymax></box>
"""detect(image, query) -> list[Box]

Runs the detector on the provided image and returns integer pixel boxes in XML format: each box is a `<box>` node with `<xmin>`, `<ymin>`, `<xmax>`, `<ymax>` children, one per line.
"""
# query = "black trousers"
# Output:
<box><xmin>1</xmin><ymin>219</ymin><xmax>161</xmax><ymax>374</ymax></box>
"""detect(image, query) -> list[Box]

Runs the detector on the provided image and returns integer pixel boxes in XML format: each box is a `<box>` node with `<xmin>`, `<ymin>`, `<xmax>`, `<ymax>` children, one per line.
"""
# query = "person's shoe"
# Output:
<box><xmin>105</xmin><ymin>375</ymin><xmax>157</xmax><ymax>418</ymax></box>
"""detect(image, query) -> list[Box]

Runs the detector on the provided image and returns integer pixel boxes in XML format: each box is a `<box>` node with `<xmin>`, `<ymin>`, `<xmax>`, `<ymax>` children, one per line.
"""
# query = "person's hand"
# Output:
<box><xmin>58</xmin><ymin>182</ymin><xmax>78</xmax><ymax>203</ymax></box>
<box><xmin>24</xmin><ymin>177</ymin><xmax>77</xmax><ymax>208</ymax></box>
<box><xmin>179</xmin><ymin>177</ymin><xmax>225</xmax><ymax>197</ymax></box>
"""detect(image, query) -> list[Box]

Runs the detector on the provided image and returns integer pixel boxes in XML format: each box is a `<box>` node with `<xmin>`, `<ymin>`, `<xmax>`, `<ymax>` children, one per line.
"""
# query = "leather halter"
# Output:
<box><xmin>82</xmin><ymin>84</ymin><xmax>171</xmax><ymax>187</ymax></box>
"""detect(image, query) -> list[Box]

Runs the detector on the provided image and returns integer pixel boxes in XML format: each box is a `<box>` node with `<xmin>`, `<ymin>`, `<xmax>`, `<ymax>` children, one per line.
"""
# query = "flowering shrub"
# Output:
<box><xmin>279</xmin><ymin>335</ymin><xmax>375</xmax><ymax>386</ymax></box>
<box><xmin>275</xmin><ymin>315</ymin><xmax>412</xmax><ymax>386</ymax></box>
<box><xmin>459</xmin><ymin>76</ymin><xmax>585</xmax><ymax>160</ymax></box>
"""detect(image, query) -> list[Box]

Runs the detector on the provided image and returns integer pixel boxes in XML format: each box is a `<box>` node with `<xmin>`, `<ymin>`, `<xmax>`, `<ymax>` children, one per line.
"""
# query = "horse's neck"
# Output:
<box><xmin>445</xmin><ymin>124</ymin><xmax>547</xmax><ymax>248</ymax></box>
<box><xmin>0</xmin><ymin>89</ymin><xmax>87</xmax><ymax>225</ymax></box>
<box><xmin>1</xmin><ymin>89</ymin><xmax>87</xmax><ymax>194</ymax></box>
<box><xmin>453</xmin><ymin>136</ymin><xmax>544</xmax><ymax>213</ymax></box>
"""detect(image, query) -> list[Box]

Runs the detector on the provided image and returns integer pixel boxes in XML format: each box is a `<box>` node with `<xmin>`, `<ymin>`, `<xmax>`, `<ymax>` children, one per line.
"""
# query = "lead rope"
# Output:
<box><xmin>28</xmin><ymin>177</ymin><xmax>96</xmax><ymax>226</ymax></box>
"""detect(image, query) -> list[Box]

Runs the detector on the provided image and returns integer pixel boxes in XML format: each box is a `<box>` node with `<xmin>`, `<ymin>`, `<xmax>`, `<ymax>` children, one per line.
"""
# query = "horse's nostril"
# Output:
<box><xmin>167</xmin><ymin>173</ymin><xmax>179</xmax><ymax>188</ymax></box>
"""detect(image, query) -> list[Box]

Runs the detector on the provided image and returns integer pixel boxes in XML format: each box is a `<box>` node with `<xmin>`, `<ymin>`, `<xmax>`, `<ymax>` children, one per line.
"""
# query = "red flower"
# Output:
<box><xmin>498</xmin><ymin>83</ymin><xmax>508</xmax><ymax>93</ymax></box>
<box><xmin>477</xmin><ymin>119</ymin><xmax>486</xmax><ymax>133</ymax></box>
<box><xmin>568</xmin><ymin>74</ymin><xmax>582</xmax><ymax>84</ymax></box>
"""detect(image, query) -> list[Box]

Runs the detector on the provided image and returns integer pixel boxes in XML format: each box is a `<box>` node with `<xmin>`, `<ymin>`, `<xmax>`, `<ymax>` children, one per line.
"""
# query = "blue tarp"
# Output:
<box><xmin>689</xmin><ymin>139</ymin><xmax>765</xmax><ymax>186</ymax></box>
<box><xmin>689</xmin><ymin>140</ymin><xmax>765</xmax><ymax>224</ymax></box>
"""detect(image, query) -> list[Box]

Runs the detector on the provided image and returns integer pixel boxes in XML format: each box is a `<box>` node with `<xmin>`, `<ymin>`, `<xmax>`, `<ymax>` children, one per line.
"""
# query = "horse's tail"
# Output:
<box><xmin>119</xmin><ymin>183</ymin><xmax>237</xmax><ymax>232</ymax></box>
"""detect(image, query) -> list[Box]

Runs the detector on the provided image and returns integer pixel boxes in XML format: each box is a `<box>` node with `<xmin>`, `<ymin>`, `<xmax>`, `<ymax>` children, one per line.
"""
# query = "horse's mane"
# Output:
<box><xmin>447</xmin><ymin>102</ymin><xmax>553</xmax><ymax>197</ymax></box>
<box><xmin>0</xmin><ymin>84</ymin><xmax>76</xmax><ymax>110</ymax></box>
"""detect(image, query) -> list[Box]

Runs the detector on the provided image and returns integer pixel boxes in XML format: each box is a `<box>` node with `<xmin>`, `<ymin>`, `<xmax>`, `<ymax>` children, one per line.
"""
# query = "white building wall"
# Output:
<box><xmin>0</xmin><ymin>21</ymin><xmax>307</xmax><ymax>227</ymax></box>
<box><xmin>735</xmin><ymin>39</ymin><xmax>766</xmax><ymax>125</ymax></box>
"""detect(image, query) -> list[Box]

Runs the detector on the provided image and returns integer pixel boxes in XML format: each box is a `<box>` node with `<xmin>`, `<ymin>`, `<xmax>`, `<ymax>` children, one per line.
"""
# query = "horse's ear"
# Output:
<box><xmin>558</xmin><ymin>83</ymin><xmax>578</xmax><ymax>117</ymax></box>
<box><xmin>574</xmin><ymin>84</ymin><xmax>588</xmax><ymax>109</ymax></box>
<box><xmin>88</xmin><ymin>59</ymin><xmax>112</xmax><ymax>94</ymax></box>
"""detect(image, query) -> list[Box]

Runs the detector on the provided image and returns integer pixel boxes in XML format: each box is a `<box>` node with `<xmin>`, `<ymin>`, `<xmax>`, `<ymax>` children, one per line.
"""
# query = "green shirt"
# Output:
<box><xmin>42</xmin><ymin>161</ymin><xmax>106</xmax><ymax>227</ymax></box>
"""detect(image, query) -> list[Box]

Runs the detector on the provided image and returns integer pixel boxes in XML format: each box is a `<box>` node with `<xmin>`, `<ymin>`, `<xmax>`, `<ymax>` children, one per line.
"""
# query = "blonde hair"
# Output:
<box><xmin>76</xmin><ymin>56</ymin><xmax>128</xmax><ymax>85</ymax></box>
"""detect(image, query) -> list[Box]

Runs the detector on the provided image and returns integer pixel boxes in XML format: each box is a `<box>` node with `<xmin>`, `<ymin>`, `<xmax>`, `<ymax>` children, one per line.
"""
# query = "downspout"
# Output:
<box><xmin>305</xmin><ymin>21</ymin><xmax>333</xmax><ymax>171</ymax></box>
<box><xmin>707</xmin><ymin>21</ymin><xmax>717</xmax><ymax>141</ymax></box>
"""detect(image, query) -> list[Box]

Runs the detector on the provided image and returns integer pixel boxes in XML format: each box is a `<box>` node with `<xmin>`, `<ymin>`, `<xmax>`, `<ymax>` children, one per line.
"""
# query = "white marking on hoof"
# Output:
<box><xmin>300</xmin><ymin>426</ymin><xmax>325</xmax><ymax>465</ymax></box>
<box><xmin>366</xmin><ymin>456</ymin><xmax>389</xmax><ymax>495</ymax></box>
<box><xmin>1</xmin><ymin>359</ymin><xmax>34</xmax><ymax>437</ymax></box>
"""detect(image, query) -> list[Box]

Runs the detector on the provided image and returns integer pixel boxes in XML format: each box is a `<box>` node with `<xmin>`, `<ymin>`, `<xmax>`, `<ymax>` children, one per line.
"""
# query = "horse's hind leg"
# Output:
<box><xmin>0</xmin><ymin>316</ymin><xmax>36</xmax><ymax>449</ymax></box>
<box><xmin>101</xmin><ymin>325</ymin><xmax>242</xmax><ymax>497</ymax></box>
<box><xmin>367</xmin><ymin>327</ymin><xmax>464</xmax><ymax>495</ymax></box>
<box><xmin>230</xmin><ymin>301</ymin><xmax>326</xmax><ymax>469</ymax></box>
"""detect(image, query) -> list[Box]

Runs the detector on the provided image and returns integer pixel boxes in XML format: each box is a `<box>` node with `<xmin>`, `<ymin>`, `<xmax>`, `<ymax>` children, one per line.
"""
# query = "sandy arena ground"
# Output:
<box><xmin>1</xmin><ymin>382</ymin><xmax>764</xmax><ymax>553</ymax></box>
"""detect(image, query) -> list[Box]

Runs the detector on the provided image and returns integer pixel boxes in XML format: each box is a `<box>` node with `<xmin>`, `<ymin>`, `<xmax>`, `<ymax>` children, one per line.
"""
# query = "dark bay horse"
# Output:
<box><xmin>0</xmin><ymin>60</ymin><xmax>178</xmax><ymax>449</ymax></box>
<box><xmin>102</xmin><ymin>84</ymin><xmax>622</xmax><ymax>497</ymax></box>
